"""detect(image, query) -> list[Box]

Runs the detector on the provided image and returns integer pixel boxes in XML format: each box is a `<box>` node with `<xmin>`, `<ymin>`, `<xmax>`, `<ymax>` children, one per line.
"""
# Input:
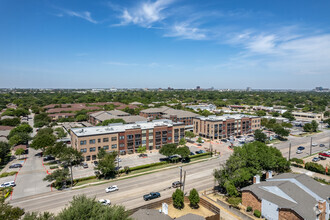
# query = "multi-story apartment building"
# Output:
<box><xmin>70</xmin><ymin>120</ymin><xmax>185</xmax><ymax>162</ymax></box>
<box><xmin>139</xmin><ymin>106</ymin><xmax>199</xmax><ymax>125</ymax></box>
<box><xmin>193</xmin><ymin>114</ymin><xmax>261</xmax><ymax>140</ymax></box>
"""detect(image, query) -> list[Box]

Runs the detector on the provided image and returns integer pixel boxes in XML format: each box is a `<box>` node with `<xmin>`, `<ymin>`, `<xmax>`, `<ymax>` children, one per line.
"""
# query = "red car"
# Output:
<box><xmin>319</xmin><ymin>152</ymin><xmax>330</xmax><ymax>157</ymax></box>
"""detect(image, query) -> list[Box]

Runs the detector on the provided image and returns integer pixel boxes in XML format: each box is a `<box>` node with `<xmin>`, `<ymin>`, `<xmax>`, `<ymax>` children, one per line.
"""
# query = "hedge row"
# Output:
<box><xmin>290</xmin><ymin>158</ymin><xmax>304</xmax><ymax>164</ymax></box>
<box><xmin>120</xmin><ymin>161</ymin><xmax>168</xmax><ymax>173</ymax></box>
<box><xmin>73</xmin><ymin>175</ymin><xmax>97</xmax><ymax>184</ymax></box>
<box><xmin>0</xmin><ymin>171</ymin><xmax>18</xmax><ymax>178</ymax></box>
<box><xmin>305</xmin><ymin>162</ymin><xmax>329</xmax><ymax>176</ymax></box>
<box><xmin>189</xmin><ymin>152</ymin><xmax>211</xmax><ymax>159</ymax></box>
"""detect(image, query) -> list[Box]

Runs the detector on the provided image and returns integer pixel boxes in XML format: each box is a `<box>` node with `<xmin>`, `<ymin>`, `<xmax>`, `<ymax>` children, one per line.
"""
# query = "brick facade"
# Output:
<box><xmin>278</xmin><ymin>209</ymin><xmax>304</xmax><ymax>220</ymax></box>
<box><xmin>242</xmin><ymin>191</ymin><xmax>261</xmax><ymax>212</ymax></box>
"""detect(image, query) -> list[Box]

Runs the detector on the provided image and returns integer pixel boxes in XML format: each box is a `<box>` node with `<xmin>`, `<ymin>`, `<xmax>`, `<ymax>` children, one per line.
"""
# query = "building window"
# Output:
<box><xmin>98</xmin><ymin>138</ymin><xmax>101</xmax><ymax>143</ymax></box>
<box><xmin>111</xmin><ymin>137</ymin><xmax>117</xmax><ymax>141</ymax></box>
<box><xmin>90</xmin><ymin>147</ymin><xmax>96</xmax><ymax>152</ymax></box>
<box><xmin>119</xmin><ymin>136</ymin><xmax>125</xmax><ymax>140</ymax></box>
<box><xmin>149</xmin><ymin>139</ymin><xmax>153</xmax><ymax>143</ymax></box>
<box><xmin>80</xmin><ymin>148</ymin><xmax>87</xmax><ymax>153</ymax></box>
<box><xmin>119</xmin><ymin>143</ymin><xmax>125</xmax><ymax>147</ymax></box>
<box><xmin>142</xmin><ymin>140</ymin><xmax>146</xmax><ymax>145</ymax></box>
<box><xmin>80</xmin><ymin>140</ymin><xmax>87</xmax><ymax>145</ymax></box>
<box><xmin>89</xmin><ymin>139</ymin><xmax>95</xmax><ymax>144</ymax></box>
<box><xmin>103</xmin><ymin>145</ymin><xmax>109</xmax><ymax>150</ymax></box>
<box><xmin>98</xmin><ymin>146</ymin><xmax>101</xmax><ymax>150</ymax></box>
<box><xmin>168</xmin><ymin>137</ymin><xmax>172</xmax><ymax>141</ymax></box>
<box><xmin>111</xmin><ymin>144</ymin><xmax>117</xmax><ymax>149</ymax></box>
<box><xmin>103</xmin><ymin>138</ymin><xmax>109</xmax><ymax>142</ymax></box>
<box><xmin>127</xmin><ymin>135</ymin><xmax>133</xmax><ymax>140</ymax></box>
<box><xmin>92</xmin><ymin>155</ymin><xmax>96</xmax><ymax>160</ymax></box>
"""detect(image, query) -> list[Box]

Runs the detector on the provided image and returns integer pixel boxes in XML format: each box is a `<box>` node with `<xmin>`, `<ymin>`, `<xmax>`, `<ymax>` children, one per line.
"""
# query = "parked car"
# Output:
<box><xmin>195</xmin><ymin>150</ymin><xmax>206</xmax><ymax>154</ymax></box>
<box><xmin>312</xmin><ymin>143</ymin><xmax>318</xmax><ymax>147</ymax></box>
<box><xmin>319</xmin><ymin>152</ymin><xmax>330</xmax><ymax>157</ymax></box>
<box><xmin>9</xmin><ymin>164</ymin><xmax>22</xmax><ymax>169</ymax></box>
<box><xmin>115</xmin><ymin>157</ymin><xmax>122</xmax><ymax>162</ymax></box>
<box><xmin>138</xmin><ymin>154</ymin><xmax>148</xmax><ymax>157</ymax></box>
<box><xmin>168</xmin><ymin>155</ymin><xmax>180</xmax><ymax>161</ymax></box>
<box><xmin>82</xmin><ymin>163</ymin><xmax>88</xmax><ymax>168</ymax></box>
<box><xmin>319</xmin><ymin>156</ymin><xmax>326</xmax><ymax>160</ymax></box>
<box><xmin>312</xmin><ymin>157</ymin><xmax>320</xmax><ymax>162</ymax></box>
<box><xmin>0</xmin><ymin>181</ymin><xmax>16</xmax><ymax>188</ymax></box>
<box><xmin>172</xmin><ymin>181</ymin><xmax>182</xmax><ymax>188</ymax></box>
<box><xmin>190</xmin><ymin>152</ymin><xmax>195</xmax><ymax>156</ymax></box>
<box><xmin>296</xmin><ymin>150</ymin><xmax>302</xmax><ymax>154</ymax></box>
<box><xmin>319</xmin><ymin>144</ymin><xmax>325</xmax><ymax>147</ymax></box>
<box><xmin>43</xmin><ymin>155</ymin><xmax>55</xmax><ymax>161</ymax></box>
<box><xmin>221</xmin><ymin>139</ymin><xmax>228</xmax><ymax>142</ymax></box>
<box><xmin>297</xmin><ymin>146</ymin><xmax>305</xmax><ymax>151</ymax></box>
<box><xmin>105</xmin><ymin>185</ymin><xmax>119</xmax><ymax>193</ymax></box>
<box><xmin>143</xmin><ymin>192</ymin><xmax>160</xmax><ymax>201</ymax></box>
<box><xmin>93</xmin><ymin>161</ymin><xmax>99</xmax><ymax>166</ymax></box>
<box><xmin>98</xmin><ymin>199</ymin><xmax>111</xmax><ymax>205</ymax></box>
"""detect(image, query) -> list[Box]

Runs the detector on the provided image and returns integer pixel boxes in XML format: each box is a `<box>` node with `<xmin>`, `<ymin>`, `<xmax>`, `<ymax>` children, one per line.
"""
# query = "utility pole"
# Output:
<box><xmin>288</xmin><ymin>143</ymin><xmax>291</xmax><ymax>161</ymax></box>
<box><xmin>310</xmin><ymin>137</ymin><xmax>312</xmax><ymax>155</ymax></box>
<box><xmin>182</xmin><ymin>171</ymin><xmax>186</xmax><ymax>194</ymax></box>
<box><xmin>179</xmin><ymin>167</ymin><xmax>182</xmax><ymax>190</ymax></box>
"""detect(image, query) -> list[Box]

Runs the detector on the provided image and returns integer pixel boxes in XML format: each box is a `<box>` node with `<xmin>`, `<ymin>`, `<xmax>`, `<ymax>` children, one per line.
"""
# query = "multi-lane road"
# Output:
<box><xmin>9</xmin><ymin>129</ymin><xmax>330</xmax><ymax>214</ymax></box>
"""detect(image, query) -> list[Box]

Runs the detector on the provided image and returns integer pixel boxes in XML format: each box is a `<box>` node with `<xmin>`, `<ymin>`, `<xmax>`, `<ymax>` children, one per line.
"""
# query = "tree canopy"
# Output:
<box><xmin>254</xmin><ymin>130</ymin><xmax>267</xmax><ymax>143</ymax></box>
<box><xmin>159</xmin><ymin>144</ymin><xmax>177</xmax><ymax>157</ymax></box>
<box><xmin>95</xmin><ymin>151</ymin><xmax>117</xmax><ymax>178</ymax></box>
<box><xmin>213</xmin><ymin>141</ymin><xmax>290</xmax><ymax>197</ymax></box>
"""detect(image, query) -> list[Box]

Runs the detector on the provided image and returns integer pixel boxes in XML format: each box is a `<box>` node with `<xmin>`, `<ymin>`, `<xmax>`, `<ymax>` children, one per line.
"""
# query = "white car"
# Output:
<box><xmin>105</xmin><ymin>185</ymin><xmax>119</xmax><ymax>193</ymax></box>
<box><xmin>0</xmin><ymin>181</ymin><xmax>16</xmax><ymax>188</ymax></box>
<box><xmin>99</xmin><ymin>199</ymin><xmax>111</xmax><ymax>205</ymax></box>
<box><xmin>115</xmin><ymin>158</ymin><xmax>122</xmax><ymax>162</ymax></box>
<box><xmin>296</xmin><ymin>150</ymin><xmax>302</xmax><ymax>154</ymax></box>
<box><xmin>312</xmin><ymin>143</ymin><xmax>318</xmax><ymax>147</ymax></box>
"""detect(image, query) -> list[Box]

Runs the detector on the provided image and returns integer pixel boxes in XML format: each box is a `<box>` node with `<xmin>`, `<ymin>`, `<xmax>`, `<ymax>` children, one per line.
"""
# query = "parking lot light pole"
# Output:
<box><xmin>310</xmin><ymin>137</ymin><xmax>312</xmax><ymax>155</ymax></box>
<box><xmin>179</xmin><ymin>166</ymin><xmax>182</xmax><ymax>190</ymax></box>
<box><xmin>288</xmin><ymin>143</ymin><xmax>291</xmax><ymax>161</ymax></box>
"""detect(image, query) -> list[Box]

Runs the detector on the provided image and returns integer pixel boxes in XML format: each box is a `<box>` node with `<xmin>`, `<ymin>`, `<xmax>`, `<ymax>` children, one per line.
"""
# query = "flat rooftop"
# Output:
<box><xmin>71</xmin><ymin>119</ymin><xmax>183</xmax><ymax>137</ymax></box>
<box><xmin>195</xmin><ymin>114</ymin><xmax>258</xmax><ymax>121</ymax></box>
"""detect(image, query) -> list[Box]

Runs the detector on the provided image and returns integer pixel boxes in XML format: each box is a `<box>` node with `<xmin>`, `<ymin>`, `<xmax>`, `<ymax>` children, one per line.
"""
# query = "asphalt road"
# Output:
<box><xmin>8</xmin><ymin>129</ymin><xmax>330</xmax><ymax>214</ymax></box>
<box><xmin>10</xmin><ymin>154</ymin><xmax>230</xmax><ymax>214</ymax></box>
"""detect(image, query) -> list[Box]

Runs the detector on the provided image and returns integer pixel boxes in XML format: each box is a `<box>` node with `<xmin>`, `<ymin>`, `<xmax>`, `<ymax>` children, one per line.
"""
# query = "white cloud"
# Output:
<box><xmin>60</xmin><ymin>9</ymin><xmax>98</xmax><ymax>24</ymax></box>
<box><xmin>115</xmin><ymin>0</ymin><xmax>174</xmax><ymax>27</ymax></box>
<box><xmin>165</xmin><ymin>23</ymin><xmax>206</xmax><ymax>40</ymax></box>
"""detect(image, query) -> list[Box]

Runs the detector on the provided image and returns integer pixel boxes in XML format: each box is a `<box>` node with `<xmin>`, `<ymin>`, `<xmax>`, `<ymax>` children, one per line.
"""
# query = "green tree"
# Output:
<box><xmin>188</xmin><ymin>188</ymin><xmax>200</xmax><ymax>209</ymax></box>
<box><xmin>196</xmin><ymin>137</ymin><xmax>203</xmax><ymax>143</ymax></box>
<box><xmin>256</xmin><ymin>110</ymin><xmax>266</xmax><ymax>116</ymax></box>
<box><xmin>8</xmin><ymin>123</ymin><xmax>33</xmax><ymax>139</ymax></box>
<box><xmin>185</xmin><ymin>131</ymin><xmax>195</xmax><ymax>138</ymax></box>
<box><xmin>310</xmin><ymin>120</ymin><xmax>319</xmax><ymax>132</ymax></box>
<box><xmin>303</xmin><ymin>123</ymin><xmax>312</xmax><ymax>132</ymax></box>
<box><xmin>281</xmin><ymin>122</ymin><xmax>293</xmax><ymax>128</ymax></box>
<box><xmin>254</xmin><ymin>130</ymin><xmax>267</xmax><ymax>143</ymax></box>
<box><xmin>9</xmin><ymin>133</ymin><xmax>31</xmax><ymax>146</ymax></box>
<box><xmin>179</xmin><ymin>138</ymin><xmax>186</xmax><ymax>146</ymax></box>
<box><xmin>75</xmin><ymin>114</ymin><xmax>88</xmax><ymax>122</ymax></box>
<box><xmin>172</xmin><ymin>188</ymin><xmax>184</xmax><ymax>209</ymax></box>
<box><xmin>0</xmin><ymin>200</ymin><xmax>25</xmax><ymax>220</ymax></box>
<box><xmin>0</xmin><ymin>118</ymin><xmax>20</xmax><ymax>126</ymax></box>
<box><xmin>95</xmin><ymin>151</ymin><xmax>117</xmax><ymax>178</ymax></box>
<box><xmin>159</xmin><ymin>144</ymin><xmax>177</xmax><ymax>157</ymax></box>
<box><xmin>271</xmin><ymin>112</ymin><xmax>280</xmax><ymax>117</ymax></box>
<box><xmin>176</xmin><ymin>146</ymin><xmax>190</xmax><ymax>159</ymax></box>
<box><xmin>56</xmin><ymin>195</ymin><xmax>132</xmax><ymax>220</ymax></box>
<box><xmin>34</xmin><ymin>113</ymin><xmax>51</xmax><ymax>128</ymax></box>
<box><xmin>55</xmin><ymin>127</ymin><xmax>66</xmax><ymax>139</ymax></box>
<box><xmin>282</xmin><ymin>111</ymin><xmax>295</xmax><ymax>121</ymax></box>
<box><xmin>43</xmin><ymin>168</ymin><xmax>70</xmax><ymax>189</ymax></box>
<box><xmin>30</xmin><ymin>133</ymin><xmax>56</xmax><ymax>152</ymax></box>
<box><xmin>137</xmin><ymin>146</ymin><xmax>146</xmax><ymax>154</ymax></box>
<box><xmin>15</xmin><ymin>148</ymin><xmax>25</xmax><ymax>159</ymax></box>
<box><xmin>0</xmin><ymin>141</ymin><xmax>10</xmax><ymax>163</ymax></box>
<box><xmin>273</xmin><ymin>124</ymin><xmax>290</xmax><ymax>139</ymax></box>
<box><xmin>100</xmin><ymin>119</ymin><xmax>126</xmax><ymax>126</ymax></box>
<box><xmin>23</xmin><ymin>212</ymin><xmax>54</xmax><ymax>220</ymax></box>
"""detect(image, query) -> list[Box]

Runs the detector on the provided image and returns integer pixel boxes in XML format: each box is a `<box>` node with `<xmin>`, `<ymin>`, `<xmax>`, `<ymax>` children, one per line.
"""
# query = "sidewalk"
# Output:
<box><xmin>291</xmin><ymin>166</ymin><xmax>330</xmax><ymax>181</ymax></box>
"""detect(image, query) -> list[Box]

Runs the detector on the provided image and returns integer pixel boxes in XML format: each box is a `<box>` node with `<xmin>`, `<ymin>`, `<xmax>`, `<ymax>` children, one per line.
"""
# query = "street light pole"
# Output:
<box><xmin>288</xmin><ymin>143</ymin><xmax>291</xmax><ymax>161</ymax></box>
<box><xmin>310</xmin><ymin>137</ymin><xmax>312</xmax><ymax>155</ymax></box>
<box><xmin>179</xmin><ymin>167</ymin><xmax>182</xmax><ymax>190</ymax></box>
<box><xmin>182</xmin><ymin>171</ymin><xmax>186</xmax><ymax>194</ymax></box>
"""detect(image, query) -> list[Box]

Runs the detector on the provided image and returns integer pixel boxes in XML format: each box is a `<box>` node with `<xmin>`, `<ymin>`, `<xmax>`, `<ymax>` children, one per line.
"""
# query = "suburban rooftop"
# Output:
<box><xmin>71</xmin><ymin>119</ymin><xmax>184</xmax><ymax>137</ymax></box>
<box><xmin>195</xmin><ymin>114</ymin><xmax>259</xmax><ymax>121</ymax></box>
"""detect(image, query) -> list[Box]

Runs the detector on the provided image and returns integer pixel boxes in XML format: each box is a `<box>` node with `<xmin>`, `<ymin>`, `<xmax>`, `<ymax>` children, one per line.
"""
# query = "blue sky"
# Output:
<box><xmin>1</xmin><ymin>0</ymin><xmax>330</xmax><ymax>89</ymax></box>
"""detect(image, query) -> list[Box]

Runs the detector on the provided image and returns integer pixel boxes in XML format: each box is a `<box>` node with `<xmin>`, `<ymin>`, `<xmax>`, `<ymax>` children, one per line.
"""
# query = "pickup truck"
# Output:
<box><xmin>143</xmin><ymin>192</ymin><xmax>160</xmax><ymax>201</ymax></box>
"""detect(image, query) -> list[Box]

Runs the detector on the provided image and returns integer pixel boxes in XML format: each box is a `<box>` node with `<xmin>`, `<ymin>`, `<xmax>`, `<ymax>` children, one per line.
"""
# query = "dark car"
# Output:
<box><xmin>172</xmin><ymin>181</ymin><xmax>182</xmax><ymax>188</ymax></box>
<box><xmin>93</xmin><ymin>161</ymin><xmax>99</xmax><ymax>166</ymax></box>
<box><xmin>221</xmin><ymin>139</ymin><xmax>227</xmax><ymax>142</ymax></box>
<box><xmin>143</xmin><ymin>192</ymin><xmax>160</xmax><ymax>201</ymax></box>
<box><xmin>9</xmin><ymin>164</ymin><xmax>22</xmax><ymax>169</ymax></box>
<box><xmin>138</xmin><ymin>154</ymin><xmax>148</xmax><ymax>157</ymax></box>
<box><xmin>297</xmin><ymin>146</ymin><xmax>305</xmax><ymax>151</ymax></box>
<box><xmin>190</xmin><ymin>152</ymin><xmax>195</xmax><ymax>156</ymax></box>
<box><xmin>319</xmin><ymin>156</ymin><xmax>326</xmax><ymax>160</ymax></box>
<box><xmin>43</xmin><ymin>155</ymin><xmax>55</xmax><ymax>161</ymax></box>
<box><xmin>319</xmin><ymin>144</ymin><xmax>325</xmax><ymax>147</ymax></box>
<box><xmin>195</xmin><ymin>150</ymin><xmax>206</xmax><ymax>154</ymax></box>
<box><xmin>82</xmin><ymin>163</ymin><xmax>88</xmax><ymax>168</ymax></box>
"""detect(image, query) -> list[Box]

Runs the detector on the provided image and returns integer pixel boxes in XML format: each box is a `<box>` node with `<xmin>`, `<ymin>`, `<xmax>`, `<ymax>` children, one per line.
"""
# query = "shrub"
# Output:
<box><xmin>290</xmin><ymin>158</ymin><xmax>303</xmax><ymax>164</ymax></box>
<box><xmin>73</xmin><ymin>176</ymin><xmax>97</xmax><ymax>185</ymax></box>
<box><xmin>189</xmin><ymin>152</ymin><xmax>211</xmax><ymax>159</ymax></box>
<box><xmin>305</xmin><ymin>162</ymin><xmax>329</xmax><ymax>175</ymax></box>
<box><xmin>227</xmin><ymin>197</ymin><xmax>241</xmax><ymax>209</ymax></box>
<box><xmin>125</xmin><ymin>161</ymin><xmax>168</xmax><ymax>172</ymax></box>
<box><xmin>314</xmin><ymin>177</ymin><xmax>330</xmax><ymax>185</ymax></box>
<box><xmin>188</xmin><ymin>188</ymin><xmax>200</xmax><ymax>209</ymax></box>
<box><xmin>124</xmin><ymin>166</ymin><xmax>130</xmax><ymax>174</ymax></box>
<box><xmin>254</xmin><ymin>210</ymin><xmax>261</xmax><ymax>218</ymax></box>
<box><xmin>0</xmin><ymin>171</ymin><xmax>18</xmax><ymax>178</ymax></box>
<box><xmin>44</xmin><ymin>161</ymin><xmax>57</xmax><ymax>165</ymax></box>
<box><xmin>246</xmin><ymin>206</ymin><xmax>252</xmax><ymax>212</ymax></box>
<box><xmin>50</xmin><ymin>165</ymin><xmax>59</xmax><ymax>169</ymax></box>
<box><xmin>172</xmin><ymin>189</ymin><xmax>184</xmax><ymax>209</ymax></box>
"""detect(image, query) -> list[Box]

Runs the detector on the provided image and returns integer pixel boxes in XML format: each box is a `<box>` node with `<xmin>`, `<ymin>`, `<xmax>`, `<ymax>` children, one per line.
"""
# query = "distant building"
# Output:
<box><xmin>89</xmin><ymin>110</ymin><xmax>147</xmax><ymax>125</ymax></box>
<box><xmin>291</xmin><ymin>111</ymin><xmax>324</xmax><ymax>122</ymax></box>
<box><xmin>186</xmin><ymin>104</ymin><xmax>216</xmax><ymax>112</ymax></box>
<box><xmin>196</xmin><ymin>86</ymin><xmax>201</xmax><ymax>90</ymax></box>
<box><xmin>48</xmin><ymin>113</ymin><xmax>75</xmax><ymax>121</ymax></box>
<box><xmin>70</xmin><ymin>119</ymin><xmax>185</xmax><ymax>161</ymax></box>
<box><xmin>140</xmin><ymin>106</ymin><xmax>198</xmax><ymax>125</ymax></box>
<box><xmin>193</xmin><ymin>114</ymin><xmax>261</xmax><ymax>140</ymax></box>
<box><xmin>246</xmin><ymin>87</ymin><xmax>252</xmax><ymax>91</ymax></box>
<box><xmin>242</xmin><ymin>173</ymin><xmax>330</xmax><ymax>220</ymax></box>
